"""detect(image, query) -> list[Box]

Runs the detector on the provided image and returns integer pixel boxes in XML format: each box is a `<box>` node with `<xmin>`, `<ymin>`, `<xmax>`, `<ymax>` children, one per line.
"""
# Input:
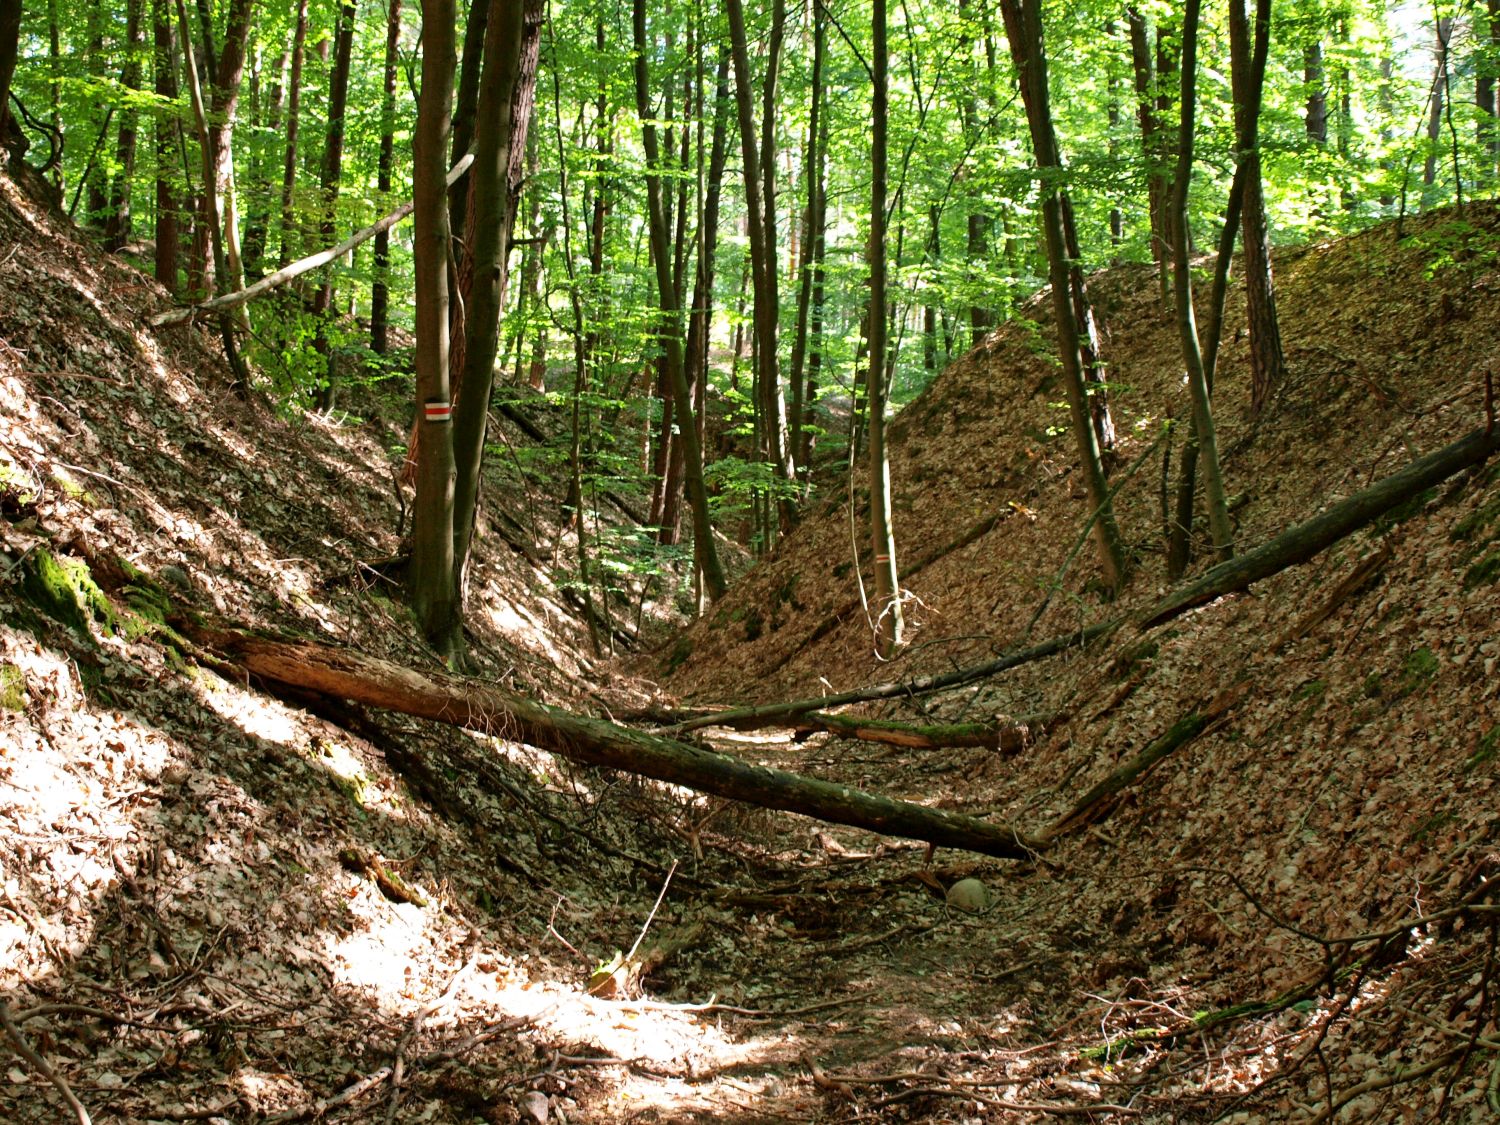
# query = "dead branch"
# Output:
<box><xmin>184</xmin><ymin>621</ymin><xmax>1048</xmax><ymax>860</ymax></box>
<box><xmin>680</xmin><ymin>420</ymin><xmax>1500</xmax><ymax>731</ymax></box>
<box><xmin>0</xmin><ymin>999</ymin><xmax>93</xmax><ymax>1125</ymax></box>
<box><xmin>150</xmin><ymin>153</ymin><xmax>475</xmax><ymax>328</ymax></box>
<box><xmin>791</xmin><ymin>710</ymin><xmax>1059</xmax><ymax>753</ymax></box>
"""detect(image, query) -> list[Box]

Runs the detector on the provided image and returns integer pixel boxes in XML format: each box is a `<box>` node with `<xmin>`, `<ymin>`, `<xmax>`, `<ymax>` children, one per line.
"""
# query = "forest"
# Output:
<box><xmin>1</xmin><ymin>0</ymin><xmax>1500</xmax><ymax>1118</ymax></box>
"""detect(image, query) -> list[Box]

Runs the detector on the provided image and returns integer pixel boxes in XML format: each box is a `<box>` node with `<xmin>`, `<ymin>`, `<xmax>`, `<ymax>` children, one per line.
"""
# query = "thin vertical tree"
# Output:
<box><xmin>276</xmin><ymin>0</ymin><xmax>308</xmax><ymax>267</ymax></box>
<box><xmin>151</xmin><ymin>0</ymin><xmax>181</xmax><ymax>291</ymax></box>
<box><xmin>104</xmin><ymin>0</ymin><xmax>145</xmax><ymax>251</ymax></box>
<box><xmin>370</xmin><ymin>0</ymin><xmax>403</xmax><ymax>356</ymax></box>
<box><xmin>633</xmin><ymin>0</ymin><xmax>728</xmax><ymax>600</ymax></box>
<box><xmin>1001</xmin><ymin>0</ymin><xmax>1129</xmax><ymax>592</ymax></box>
<box><xmin>311</xmin><ymin>0</ymin><xmax>356</xmax><ymax>411</ymax></box>
<box><xmin>1167</xmin><ymin>0</ymin><xmax>1233</xmax><ymax>563</ymax></box>
<box><xmin>869</xmin><ymin>0</ymin><xmax>902</xmax><ymax>657</ymax></box>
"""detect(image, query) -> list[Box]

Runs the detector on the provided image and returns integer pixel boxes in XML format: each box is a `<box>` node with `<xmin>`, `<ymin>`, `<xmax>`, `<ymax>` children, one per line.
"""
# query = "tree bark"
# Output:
<box><xmin>193</xmin><ymin>627</ymin><xmax>1047</xmax><ymax>861</ymax></box>
<box><xmin>151</xmin><ymin>0</ymin><xmax>181</xmax><ymax>292</ymax></box>
<box><xmin>1305</xmin><ymin>40</ymin><xmax>1327</xmax><ymax>145</ymax></box>
<box><xmin>370</xmin><ymin>0</ymin><xmax>402</xmax><ymax>357</ymax></box>
<box><xmin>449</xmin><ymin>0</ymin><xmax>543</xmax><ymax>653</ymax></box>
<box><xmin>311</xmin><ymin>0</ymin><xmax>356</xmax><ymax>412</ymax></box>
<box><xmin>1168</xmin><ymin>0</ymin><xmax>1234</xmax><ymax>563</ymax></box>
<box><xmin>868</xmin><ymin>0</ymin><xmax>903</xmax><ymax>659</ymax></box>
<box><xmin>276</xmin><ymin>0</ymin><xmax>308</xmax><ymax>268</ymax></box>
<box><xmin>104</xmin><ymin>0</ymin><xmax>145</xmax><ymax>252</ymax></box>
<box><xmin>787</xmin><ymin>7</ymin><xmax>823</xmax><ymax>486</ymax></box>
<box><xmin>726</xmin><ymin>0</ymin><xmax>795</xmax><ymax>541</ymax></box>
<box><xmin>408</xmin><ymin>0</ymin><xmax>460</xmax><ymax>658</ymax></box>
<box><xmin>0</xmin><ymin>0</ymin><xmax>19</xmax><ymax>144</ymax></box>
<box><xmin>1001</xmin><ymin>0</ymin><xmax>1129</xmax><ymax>593</ymax></box>
<box><xmin>632</xmin><ymin>0</ymin><xmax>729</xmax><ymax>601</ymax></box>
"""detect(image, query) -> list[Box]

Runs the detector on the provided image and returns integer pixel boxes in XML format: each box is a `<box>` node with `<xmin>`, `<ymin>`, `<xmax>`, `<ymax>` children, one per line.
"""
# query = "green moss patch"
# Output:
<box><xmin>0</xmin><ymin>663</ymin><xmax>27</xmax><ymax>711</ymax></box>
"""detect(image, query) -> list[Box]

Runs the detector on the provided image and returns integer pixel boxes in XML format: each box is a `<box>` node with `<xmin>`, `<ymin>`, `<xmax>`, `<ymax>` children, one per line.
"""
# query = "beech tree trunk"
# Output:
<box><xmin>276</xmin><ymin>0</ymin><xmax>307</xmax><ymax>267</ymax></box>
<box><xmin>369</xmin><ymin>0</ymin><xmax>401</xmax><ymax>357</ymax></box>
<box><xmin>103</xmin><ymin>0</ymin><xmax>145</xmax><ymax>252</ymax></box>
<box><xmin>632</xmin><ymin>0</ymin><xmax>728</xmax><ymax>601</ymax></box>
<box><xmin>311</xmin><ymin>0</ymin><xmax>356</xmax><ymax>412</ymax></box>
<box><xmin>151</xmin><ymin>0</ymin><xmax>181</xmax><ymax>292</ymax></box>
<box><xmin>408</xmin><ymin>0</ymin><xmax>460</xmax><ymax>657</ymax></box>
<box><xmin>1001</xmin><ymin>0</ymin><xmax>1129</xmax><ymax>593</ymax></box>
<box><xmin>1228</xmin><ymin>0</ymin><xmax>1283</xmax><ymax>418</ymax></box>
<box><xmin>868</xmin><ymin>0</ymin><xmax>903</xmax><ymax>659</ymax></box>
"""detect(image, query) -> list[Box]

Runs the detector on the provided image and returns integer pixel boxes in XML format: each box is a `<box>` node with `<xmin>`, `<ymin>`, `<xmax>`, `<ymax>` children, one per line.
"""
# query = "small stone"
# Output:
<box><xmin>159</xmin><ymin>565</ymin><xmax>192</xmax><ymax>592</ymax></box>
<box><xmin>519</xmin><ymin>1090</ymin><xmax>549</xmax><ymax>1124</ymax></box>
<box><xmin>946</xmin><ymin>878</ymin><xmax>990</xmax><ymax>914</ymax></box>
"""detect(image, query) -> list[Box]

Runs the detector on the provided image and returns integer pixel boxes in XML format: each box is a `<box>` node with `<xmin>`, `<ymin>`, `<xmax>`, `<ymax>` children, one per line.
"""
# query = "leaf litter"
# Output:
<box><xmin>0</xmin><ymin>166</ymin><xmax>1498</xmax><ymax>1122</ymax></box>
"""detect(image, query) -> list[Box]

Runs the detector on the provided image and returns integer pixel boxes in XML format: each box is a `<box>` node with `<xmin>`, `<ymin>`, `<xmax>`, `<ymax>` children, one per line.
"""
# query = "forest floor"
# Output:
<box><xmin>1</xmin><ymin>161</ymin><xmax>1499</xmax><ymax>1125</ymax></box>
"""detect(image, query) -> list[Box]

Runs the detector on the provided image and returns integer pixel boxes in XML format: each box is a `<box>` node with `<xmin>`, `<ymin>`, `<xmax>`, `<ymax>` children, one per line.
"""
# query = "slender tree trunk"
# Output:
<box><xmin>370</xmin><ymin>0</ymin><xmax>402</xmax><ymax>356</ymax></box>
<box><xmin>1001</xmin><ymin>0</ymin><xmax>1128</xmax><ymax>593</ymax></box>
<box><xmin>1168</xmin><ymin>0</ymin><xmax>1233</xmax><ymax>562</ymax></box>
<box><xmin>202</xmin><ymin>0</ymin><xmax>254</xmax><ymax>301</ymax></box>
<box><xmin>1305</xmin><ymin>40</ymin><xmax>1327</xmax><ymax>145</ymax></box>
<box><xmin>277</xmin><ymin>0</ymin><xmax>307</xmax><ymax>267</ymax></box>
<box><xmin>788</xmin><ymin>6</ymin><xmax>824</xmax><ymax>485</ymax></box>
<box><xmin>408</xmin><ymin>0</ymin><xmax>460</xmax><ymax>657</ymax></box>
<box><xmin>958</xmin><ymin>0</ymin><xmax>993</xmax><ymax>344</ymax></box>
<box><xmin>448</xmin><ymin>0</ymin><xmax>490</xmax><ymax>263</ymax></box>
<box><xmin>633</xmin><ymin>0</ymin><xmax>728</xmax><ymax>600</ymax></box>
<box><xmin>173</xmin><ymin>0</ymin><xmax>251</xmax><ymax>393</ymax></box>
<box><xmin>104</xmin><ymin>0</ymin><xmax>145</xmax><ymax>251</ymax></box>
<box><xmin>869</xmin><ymin>0</ymin><xmax>903</xmax><ymax>658</ymax></box>
<box><xmin>726</xmin><ymin>0</ymin><xmax>794</xmax><ymax>540</ymax></box>
<box><xmin>240</xmin><ymin>47</ymin><xmax>284</xmax><ymax>273</ymax></box>
<box><xmin>1228</xmin><ymin>0</ymin><xmax>1282</xmax><ymax>417</ymax></box>
<box><xmin>85</xmin><ymin>0</ymin><xmax>109</xmax><ymax>224</ymax></box>
<box><xmin>803</xmin><ymin>102</ymin><xmax>828</xmax><ymax>472</ymax></box>
<box><xmin>152</xmin><ymin>0</ymin><xmax>181</xmax><ymax>291</ymax></box>
<box><xmin>1485</xmin><ymin>0</ymin><xmax>1500</xmax><ymax>178</ymax></box>
<box><xmin>311</xmin><ymin>0</ymin><xmax>356</xmax><ymax>411</ymax></box>
<box><xmin>448</xmin><ymin>0</ymin><xmax>543</xmax><ymax>653</ymax></box>
<box><xmin>1423</xmin><ymin>19</ymin><xmax>1452</xmax><ymax>191</ymax></box>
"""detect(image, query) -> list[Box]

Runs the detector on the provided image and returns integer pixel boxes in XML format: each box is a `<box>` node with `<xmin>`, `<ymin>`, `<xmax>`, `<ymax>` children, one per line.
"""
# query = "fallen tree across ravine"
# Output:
<box><xmin>677</xmin><ymin>418</ymin><xmax>1500</xmax><ymax>734</ymax></box>
<box><xmin>184</xmin><ymin>622</ymin><xmax>1048</xmax><ymax>861</ymax></box>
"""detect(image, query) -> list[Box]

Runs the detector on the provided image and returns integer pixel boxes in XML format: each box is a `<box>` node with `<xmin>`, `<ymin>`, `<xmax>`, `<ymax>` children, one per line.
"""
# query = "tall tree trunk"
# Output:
<box><xmin>104</xmin><ymin>0</ymin><xmax>145</xmax><ymax>251</ymax></box>
<box><xmin>803</xmin><ymin>96</ymin><xmax>828</xmax><ymax>472</ymax></box>
<box><xmin>173</xmin><ymin>0</ymin><xmax>250</xmax><ymax>393</ymax></box>
<box><xmin>1484</xmin><ymin>0</ymin><xmax>1500</xmax><ymax>179</ymax></box>
<box><xmin>958</xmin><ymin>0</ymin><xmax>993</xmax><ymax>344</ymax></box>
<box><xmin>408</xmin><ymin>0</ymin><xmax>460</xmax><ymax>658</ymax></box>
<box><xmin>448</xmin><ymin>0</ymin><xmax>543</xmax><ymax>652</ymax></box>
<box><xmin>85</xmin><ymin>0</ymin><xmax>109</xmax><ymax>224</ymax></box>
<box><xmin>240</xmin><ymin>46</ymin><xmax>284</xmax><ymax>273</ymax></box>
<box><xmin>788</xmin><ymin>5</ymin><xmax>824</xmax><ymax>484</ymax></box>
<box><xmin>202</xmin><ymin>0</ymin><xmax>254</xmax><ymax>301</ymax></box>
<box><xmin>1168</xmin><ymin>0</ymin><xmax>1233</xmax><ymax>563</ymax></box>
<box><xmin>370</xmin><ymin>0</ymin><xmax>402</xmax><ymax>356</ymax></box>
<box><xmin>869</xmin><ymin>0</ymin><xmax>903</xmax><ymax>659</ymax></box>
<box><xmin>725</xmin><ymin>0</ymin><xmax>794</xmax><ymax>541</ymax></box>
<box><xmin>1305</xmin><ymin>40</ymin><xmax>1327</xmax><ymax>145</ymax></box>
<box><xmin>1228</xmin><ymin>0</ymin><xmax>1282</xmax><ymax>417</ymax></box>
<box><xmin>311</xmin><ymin>0</ymin><xmax>356</xmax><ymax>411</ymax></box>
<box><xmin>1423</xmin><ymin>19</ymin><xmax>1452</xmax><ymax>191</ymax></box>
<box><xmin>632</xmin><ymin>0</ymin><xmax>728</xmax><ymax>600</ymax></box>
<box><xmin>277</xmin><ymin>0</ymin><xmax>308</xmax><ymax>267</ymax></box>
<box><xmin>448</xmin><ymin>0</ymin><xmax>491</xmax><ymax>262</ymax></box>
<box><xmin>151</xmin><ymin>0</ymin><xmax>181</xmax><ymax>291</ymax></box>
<box><xmin>1001</xmin><ymin>0</ymin><xmax>1128</xmax><ymax>593</ymax></box>
<box><xmin>0</xmin><ymin>0</ymin><xmax>19</xmax><ymax>143</ymax></box>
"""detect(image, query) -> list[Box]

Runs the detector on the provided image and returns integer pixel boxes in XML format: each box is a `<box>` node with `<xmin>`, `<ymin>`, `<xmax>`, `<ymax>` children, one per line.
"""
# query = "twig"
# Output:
<box><xmin>626</xmin><ymin>860</ymin><xmax>678</xmax><ymax>964</ymax></box>
<box><xmin>1308</xmin><ymin>1046</ymin><xmax>1467</xmax><ymax>1124</ymax></box>
<box><xmin>0</xmin><ymin>998</ymin><xmax>93</xmax><ymax>1125</ymax></box>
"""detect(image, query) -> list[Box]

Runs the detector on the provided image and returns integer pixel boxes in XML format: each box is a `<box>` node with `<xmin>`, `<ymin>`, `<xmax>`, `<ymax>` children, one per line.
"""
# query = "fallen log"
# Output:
<box><xmin>1139</xmin><ymin>422</ymin><xmax>1500</xmax><ymax>628</ymax></box>
<box><xmin>188</xmin><ymin>623</ymin><xmax>1047</xmax><ymax>860</ymax></box>
<box><xmin>150</xmin><ymin>153</ymin><xmax>475</xmax><ymax>328</ymax></box>
<box><xmin>790</xmin><ymin>711</ymin><xmax>1059</xmax><ymax>753</ymax></box>
<box><xmin>680</xmin><ymin>419</ymin><xmax>1500</xmax><ymax>731</ymax></box>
